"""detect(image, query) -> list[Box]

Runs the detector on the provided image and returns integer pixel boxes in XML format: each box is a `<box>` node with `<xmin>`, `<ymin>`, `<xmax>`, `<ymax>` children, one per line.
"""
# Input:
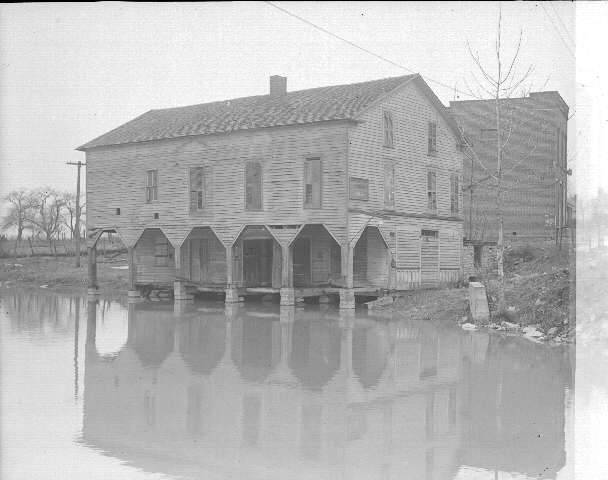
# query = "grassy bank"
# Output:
<box><xmin>0</xmin><ymin>255</ymin><xmax>130</xmax><ymax>295</ymax></box>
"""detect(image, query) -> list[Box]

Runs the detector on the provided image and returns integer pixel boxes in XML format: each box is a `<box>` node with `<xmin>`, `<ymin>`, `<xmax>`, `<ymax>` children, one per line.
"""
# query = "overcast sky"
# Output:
<box><xmin>0</xmin><ymin>1</ymin><xmax>602</xmax><ymax>211</ymax></box>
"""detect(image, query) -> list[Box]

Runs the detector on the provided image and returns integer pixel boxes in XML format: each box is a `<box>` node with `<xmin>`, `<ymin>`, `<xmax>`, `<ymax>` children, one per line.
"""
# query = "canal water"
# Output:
<box><xmin>1</xmin><ymin>290</ymin><xmax>574</xmax><ymax>480</ymax></box>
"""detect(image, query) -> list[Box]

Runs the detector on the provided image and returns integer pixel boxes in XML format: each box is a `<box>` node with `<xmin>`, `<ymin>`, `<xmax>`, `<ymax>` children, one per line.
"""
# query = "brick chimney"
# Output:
<box><xmin>269</xmin><ymin>75</ymin><xmax>287</xmax><ymax>97</ymax></box>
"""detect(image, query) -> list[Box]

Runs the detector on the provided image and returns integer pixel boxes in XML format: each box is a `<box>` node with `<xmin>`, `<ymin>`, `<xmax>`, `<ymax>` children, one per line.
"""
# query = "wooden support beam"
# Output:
<box><xmin>174</xmin><ymin>244</ymin><xmax>182</xmax><ymax>277</ymax></box>
<box><xmin>281</xmin><ymin>244</ymin><xmax>293</xmax><ymax>288</ymax></box>
<box><xmin>128</xmin><ymin>247</ymin><xmax>136</xmax><ymax>291</ymax></box>
<box><xmin>87</xmin><ymin>246</ymin><xmax>97</xmax><ymax>290</ymax></box>
<box><xmin>341</xmin><ymin>243</ymin><xmax>354</xmax><ymax>289</ymax></box>
<box><xmin>226</xmin><ymin>244</ymin><xmax>233</xmax><ymax>287</ymax></box>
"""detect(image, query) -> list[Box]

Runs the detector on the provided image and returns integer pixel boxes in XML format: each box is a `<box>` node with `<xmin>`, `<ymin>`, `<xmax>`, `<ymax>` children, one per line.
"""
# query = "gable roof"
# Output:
<box><xmin>77</xmin><ymin>73</ymin><xmax>460</xmax><ymax>151</ymax></box>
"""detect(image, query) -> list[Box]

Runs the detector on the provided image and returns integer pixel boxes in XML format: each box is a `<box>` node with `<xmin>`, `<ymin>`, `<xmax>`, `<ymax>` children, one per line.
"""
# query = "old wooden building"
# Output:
<box><xmin>448</xmin><ymin>92</ymin><xmax>570</xmax><ymax>244</ymax></box>
<box><xmin>79</xmin><ymin>74</ymin><xmax>464</xmax><ymax>306</ymax></box>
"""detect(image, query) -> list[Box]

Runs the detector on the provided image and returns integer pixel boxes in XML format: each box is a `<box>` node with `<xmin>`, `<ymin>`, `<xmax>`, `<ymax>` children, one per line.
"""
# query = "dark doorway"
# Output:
<box><xmin>293</xmin><ymin>237</ymin><xmax>311</xmax><ymax>287</ymax></box>
<box><xmin>243</xmin><ymin>239</ymin><xmax>273</xmax><ymax>286</ymax></box>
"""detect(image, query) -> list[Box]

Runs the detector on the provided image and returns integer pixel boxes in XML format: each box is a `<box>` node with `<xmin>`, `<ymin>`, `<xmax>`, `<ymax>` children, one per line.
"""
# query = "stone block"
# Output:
<box><xmin>468</xmin><ymin>281</ymin><xmax>490</xmax><ymax>323</ymax></box>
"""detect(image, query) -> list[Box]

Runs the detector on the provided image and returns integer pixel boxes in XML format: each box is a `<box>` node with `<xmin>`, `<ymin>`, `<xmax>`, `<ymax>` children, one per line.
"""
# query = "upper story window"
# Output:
<box><xmin>146</xmin><ymin>170</ymin><xmax>158</xmax><ymax>203</ymax></box>
<box><xmin>427</xmin><ymin>171</ymin><xmax>437</xmax><ymax>212</ymax></box>
<box><xmin>304</xmin><ymin>158</ymin><xmax>322</xmax><ymax>208</ymax></box>
<box><xmin>450</xmin><ymin>173</ymin><xmax>459</xmax><ymax>214</ymax></box>
<box><xmin>555</xmin><ymin>127</ymin><xmax>561</xmax><ymax>167</ymax></box>
<box><xmin>245</xmin><ymin>161</ymin><xmax>263</xmax><ymax>211</ymax></box>
<box><xmin>383</xmin><ymin>111</ymin><xmax>394</xmax><ymax>148</ymax></box>
<box><xmin>350</xmin><ymin>177</ymin><xmax>369</xmax><ymax>201</ymax></box>
<box><xmin>428</xmin><ymin>121</ymin><xmax>437</xmax><ymax>155</ymax></box>
<box><xmin>384</xmin><ymin>162</ymin><xmax>395</xmax><ymax>208</ymax></box>
<box><xmin>189</xmin><ymin>167</ymin><xmax>206</xmax><ymax>211</ymax></box>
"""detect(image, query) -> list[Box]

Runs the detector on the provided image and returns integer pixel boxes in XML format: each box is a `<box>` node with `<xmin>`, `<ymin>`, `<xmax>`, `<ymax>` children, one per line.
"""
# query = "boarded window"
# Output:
<box><xmin>349</xmin><ymin>177</ymin><xmax>369</xmax><ymax>201</ymax></box>
<box><xmin>245</xmin><ymin>162</ymin><xmax>262</xmax><ymax>210</ymax></box>
<box><xmin>189</xmin><ymin>167</ymin><xmax>205</xmax><ymax>211</ymax></box>
<box><xmin>154</xmin><ymin>236</ymin><xmax>169</xmax><ymax>266</ymax></box>
<box><xmin>450</xmin><ymin>174</ymin><xmax>459</xmax><ymax>214</ymax></box>
<box><xmin>146</xmin><ymin>170</ymin><xmax>158</xmax><ymax>203</ymax></box>
<box><xmin>383</xmin><ymin>111</ymin><xmax>394</xmax><ymax>147</ymax></box>
<box><xmin>304</xmin><ymin>158</ymin><xmax>322</xmax><ymax>208</ymax></box>
<box><xmin>384</xmin><ymin>162</ymin><xmax>395</xmax><ymax>208</ymax></box>
<box><xmin>428</xmin><ymin>121</ymin><xmax>437</xmax><ymax>154</ymax></box>
<box><xmin>427</xmin><ymin>171</ymin><xmax>437</xmax><ymax>212</ymax></box>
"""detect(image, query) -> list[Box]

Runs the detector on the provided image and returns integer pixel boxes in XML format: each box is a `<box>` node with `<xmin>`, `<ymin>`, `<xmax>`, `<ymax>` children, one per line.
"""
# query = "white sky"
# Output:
<box><xmin>0</xmin><ymin>1</ymin><xmax>601</xmax><ymax>211</ymax></box>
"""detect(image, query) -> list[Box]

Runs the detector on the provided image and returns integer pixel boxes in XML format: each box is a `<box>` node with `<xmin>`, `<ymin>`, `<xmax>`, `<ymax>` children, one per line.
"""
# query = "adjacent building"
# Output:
<box><xmin>78</xmin><ymin>74</ymin><xmax>465</xmax><ymax>306</ymax></box>
<box><xmin>448</xmin><ymin>92</ymin><xmax>570</xmax><ymax>244</ymax></box>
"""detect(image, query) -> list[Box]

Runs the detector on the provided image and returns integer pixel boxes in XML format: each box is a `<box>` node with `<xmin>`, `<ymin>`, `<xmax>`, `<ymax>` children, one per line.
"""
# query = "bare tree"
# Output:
<box><xmin>61</xmin><ymin>192</ymin><xmax>86</xmax><ymax>240</ymax></box>
<box><xmin>2</xmin><ymin>189</ymin><xmax>35</xmax><ymax>256</ymax></box>
<box><xmin>462</xmin><ymin>7</ymin><xmax>534</xmax><ymax>312</ymax></box>
<box><xmin>26</xmin><ymin>187</ymin><xmax>66</xmax><ymax>255</ymax></box>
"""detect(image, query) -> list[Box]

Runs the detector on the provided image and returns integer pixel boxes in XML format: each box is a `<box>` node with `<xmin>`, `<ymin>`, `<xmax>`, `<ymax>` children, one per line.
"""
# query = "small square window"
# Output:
<box><xmin>115</xmin><ymin>208</ymin><xmax>121</xmax><ymax>215</ymax></box>
<box><xmin>154</xmin><ymin>213</ymin><xmax>159</xmax><ymax>219</ymax></box>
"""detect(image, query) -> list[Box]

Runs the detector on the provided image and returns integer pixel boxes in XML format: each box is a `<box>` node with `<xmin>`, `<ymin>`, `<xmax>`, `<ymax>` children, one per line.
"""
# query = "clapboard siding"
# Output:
<box><xmin>348</xmin><ymin>80</ymin><xmax>463</xmax><ymax>217</ymax></box>
<box><xmin>439</xmin><ymin>228</ymin><xmax>461</xmax><ymax>269</ymax></box>
<box><xmin>134</xmin><ymin>229</ymin><xmax>176</xmax><ymax>285</ymax></box>
<box><xmin>396</xmin><ymin>226</ymin><xmax>421</xmax><ymax>269</ymax></box>
<box><xmin>86</xmin><ymin>122</ymin><xmax>349</xmax><ymax>247</ymax></box>
<box><xmin>421</xmin><ymin>234</ymin><xmax>440</xmax><ymax>287</ymax></box>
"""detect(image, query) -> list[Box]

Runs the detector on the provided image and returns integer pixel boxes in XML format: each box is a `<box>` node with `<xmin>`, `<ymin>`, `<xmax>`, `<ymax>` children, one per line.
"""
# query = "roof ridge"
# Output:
<box><xmin>150</xmin><ymin>74</ymin><xmax>418</xmax><ymax>113</ymax></box>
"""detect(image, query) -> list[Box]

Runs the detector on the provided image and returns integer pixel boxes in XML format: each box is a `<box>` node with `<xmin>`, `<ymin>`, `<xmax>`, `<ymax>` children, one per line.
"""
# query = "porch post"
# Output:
<box><xmin>87</xmin><ymin>245</ymin><xmax>98</xmax><ymax>295</ymax></box>
<box><xmin>173</xmin><ymin>243</ymin><xmax>192</xmax><ymax>301</ymax></box>
<box><xmin>340</xmin><ymin>243</ymin><xmax>355</xmax><ymax>309</ymax></box>
<box><xmin>225</xmin><ymin>243</ymin><xmax>240</xmax><ymax>303</ymax></box>
<box><xmin>280</xmin><ymin>244</ymin><xmax>295</xmax><ymax>306</ymax></box>
<box><xmin>127</xmin><ymin>246</ymin><xmax>139</xmax><ymax>299</ymax></box>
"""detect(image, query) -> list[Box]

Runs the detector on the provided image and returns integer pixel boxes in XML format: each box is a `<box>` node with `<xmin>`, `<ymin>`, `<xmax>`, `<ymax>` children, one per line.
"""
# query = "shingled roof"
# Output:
<box><xmin>77</xmin><ymin>73</ymin><xmax>457</xmax><ymax>151</ymax></box>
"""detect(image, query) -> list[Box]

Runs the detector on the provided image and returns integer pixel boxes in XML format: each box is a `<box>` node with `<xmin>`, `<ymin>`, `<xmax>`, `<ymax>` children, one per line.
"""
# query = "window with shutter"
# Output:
<box><xmin>245</xmin><ymin>162</ymin><xmax>263</xmax><ymax>210</ymax></box>
<box><xmin>189</xmin><ymin>167</ymin><xmax>205</xmax><ymax>211</ymax></box>
<box><xmin>349</xmin><ymin>177</ymin><xmax>369</xmax><ymax>201</ymax></box>
<box><xmin>146</xmin><ymin>170</ymin><xmax>158</xmax><ymax>203</ymax></box>
<box><xmin>383</xmin><ymin>111</ymin><xmax>394</xmax><ymax>147</ymax></box>
<box><xmin>384</xmin><ymin>162</ymin><xmax>395</xmax><ymax>208</ymax></box>
<box><xmin>304</xmin><ymin>158</ymin><xmax>322</xmax><ymax>208</ymax></box>
<box><xmin>428</xmin><ymin>122</ymin><xmax>437</xmax><ymax>154</ymax></box>
<box><xmin>427</xmin><ymin>171</ymin><xmax>437</xmax><ymax>212</ymax></box>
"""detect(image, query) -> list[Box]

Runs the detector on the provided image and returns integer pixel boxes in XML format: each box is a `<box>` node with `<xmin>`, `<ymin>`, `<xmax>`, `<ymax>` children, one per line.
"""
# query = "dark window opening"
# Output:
<box><xmin>115</xmin><ymin>208</ymin><xmax>121</xmax><ymax>215</ymax></box>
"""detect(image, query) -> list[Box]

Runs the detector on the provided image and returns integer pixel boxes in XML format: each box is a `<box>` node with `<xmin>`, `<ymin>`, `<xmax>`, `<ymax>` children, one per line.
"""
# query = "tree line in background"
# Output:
<box><xmin>1</xmin><ymin>187</ymin><xmax>86</xmax><ymax>254</ymax></box>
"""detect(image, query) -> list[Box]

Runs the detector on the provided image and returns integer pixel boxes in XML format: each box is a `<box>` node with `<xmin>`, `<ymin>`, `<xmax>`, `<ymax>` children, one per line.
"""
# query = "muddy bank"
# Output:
<box><xmin>0</xmin><ymin>255</ymin><xmax>129</xmax><ymax>297</ymax></box>
<box><xmin>391</xmin><ymin>244</ymin><xmax>573</xmax><ymax>343</ymax></box>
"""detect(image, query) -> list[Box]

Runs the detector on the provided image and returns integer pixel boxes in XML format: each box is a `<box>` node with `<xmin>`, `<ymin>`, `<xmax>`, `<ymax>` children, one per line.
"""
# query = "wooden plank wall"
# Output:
<box><xmin>134</xmin><ymin>229</ymin><xmax>176</xmax><ymax>285</ymax></box>
<box><xmin>86</xmin><ymin>122</ymin><xmax>350</xmax><ymax>249</ymax></box>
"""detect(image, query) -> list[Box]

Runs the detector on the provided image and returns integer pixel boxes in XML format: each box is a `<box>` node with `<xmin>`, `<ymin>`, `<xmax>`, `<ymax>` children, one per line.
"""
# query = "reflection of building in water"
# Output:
<box><xmin>82</xmin><ymin>302</ymin><xmax>569</xmax><ymax>480</ymax></box>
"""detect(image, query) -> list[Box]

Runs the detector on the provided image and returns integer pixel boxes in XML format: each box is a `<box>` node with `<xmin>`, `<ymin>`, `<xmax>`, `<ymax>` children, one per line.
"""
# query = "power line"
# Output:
<box><xmin>263</xmin><ymin>1</ymin><xmax>481</xmax><ymax>100</ymax></box>
<box><xmin>541</xmin><ymin>3</ymin><xmax>575</xmax><ymax>59</ymax></box>
<box><xmin>549</xmin><ymin>3</ymin><xmax>575</xmax><ymax>48</ymax></box>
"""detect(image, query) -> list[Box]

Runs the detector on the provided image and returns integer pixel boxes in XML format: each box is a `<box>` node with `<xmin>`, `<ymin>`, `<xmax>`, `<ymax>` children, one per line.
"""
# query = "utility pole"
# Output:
<box><xmin>67</xmin><ymin>161</ymin><xmax>86</xmax><ymax>267</ymax></box>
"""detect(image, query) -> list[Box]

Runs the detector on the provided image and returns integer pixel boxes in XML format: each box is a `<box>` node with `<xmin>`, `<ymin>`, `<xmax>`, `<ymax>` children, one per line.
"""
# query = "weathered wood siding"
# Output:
<box><xmin>348</xmin><ymin>79</ymin><xmax>463</xmax><ymax>218</ymax></box>
<box><xmin>449</xmin><ymin>92</ymin><xmax>568</xmax><ymax>241</ymax></box>
<box><xmin>347</xmin><ymin>78</ymin><xmax>464</xmax><ymax>287</ymax></box>
<box><xmin>185</xmin><ymin>227</ymin><xmax>227</xmax><ymax>285</ymax></box>
<box><xmin>134</xmin><ymin>228</ymin><xmax>175</xmax><ymax>285</ymax></box>
<box><xmin>86</xmin><ymin>122</ymin><xmax>350</xmax><ymax>248</ymax></box>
